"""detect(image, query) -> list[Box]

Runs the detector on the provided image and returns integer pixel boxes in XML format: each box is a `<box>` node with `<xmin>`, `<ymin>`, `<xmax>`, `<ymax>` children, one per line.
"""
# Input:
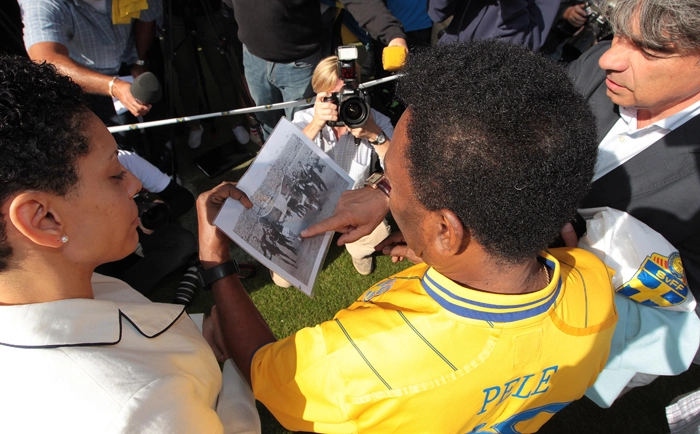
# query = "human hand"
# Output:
<box><xmin>300</xmin><ymin>187</ymin><xmax>389</xmax><ymax>245</ymax></box>
<box><xmin>349</xmin><ymin>112</ymin><xmax>381</xmax><ymax>141</ymax></box>
<box><xmin>111</xmin><ymin>79</ymin><xmax>152</xmax><ymax>117</ymax></box>
<box><xmin>197</xmin><ymin>182</ymin><xmax>253</xmax><ymax>264</ymax></box>
<box><xmin>560</xmin><ymin>222</ymin><xmax>579</xmax><ymax>247</ymax></box>
<box><xmin>563</xmin><ymin>4</ymin><xmax>588</xmax><ymax>27</ymax></box>
<box><xmin>312</xmin><ymin>91</ymin><xmax>339</xmax><ymax>128</ymax></box>
<box><xmin>203</xmin><ymin>306</ymin><xmax>229</xmax><ymax>363</ymax></box>
<box><xmin>375</xmin><ymin>231</ymin><xmax>423</xmax><ymax>264</ymax></box>
<box><xmin>388</xmin><ymin>38</ymin><xmax>408</xmax><ymax>50</ymax></box>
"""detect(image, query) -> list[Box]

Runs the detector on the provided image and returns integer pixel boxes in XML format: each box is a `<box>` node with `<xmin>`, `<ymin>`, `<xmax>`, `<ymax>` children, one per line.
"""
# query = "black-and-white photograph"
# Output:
<box><xmin>215</xmin><ymin>118</ymin><xmax>354</xmax><ymax>296</ymax></box>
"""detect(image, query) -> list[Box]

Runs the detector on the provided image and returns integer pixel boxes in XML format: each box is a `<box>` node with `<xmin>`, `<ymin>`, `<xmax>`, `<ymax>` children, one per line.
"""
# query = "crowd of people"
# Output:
<box><xmin>1</xmin><ymin>0</ymin><xmax>700</xmax><ymax>432</ymax></box>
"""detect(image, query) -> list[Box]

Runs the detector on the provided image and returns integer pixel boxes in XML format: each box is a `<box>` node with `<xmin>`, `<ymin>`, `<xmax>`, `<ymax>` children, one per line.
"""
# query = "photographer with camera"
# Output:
<box><xmin>540</xmin><ymin>1</ymin><xmax>613</xmax><ymax>63</ymax></box>
<box><xmin>563</xmin><ymin>3</ymin><xmax>588</xmax><ymax>27</ymax></box>
<box><xmin>270</xmin><ymin>47</ymin><xmax>394</xmax><ymax>284</ymax></box>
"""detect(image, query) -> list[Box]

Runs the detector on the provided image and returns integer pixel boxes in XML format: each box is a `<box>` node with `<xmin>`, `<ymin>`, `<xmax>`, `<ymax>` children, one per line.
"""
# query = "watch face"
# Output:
<box><xmin>366</xmin><ymin>172</ymin><xmax>384</xmax><ymax>184</ymax></box>
<box><xmin>376</xmin><ymin>133</ymin><xmax>386</xmax><ymax>144</ymax></box>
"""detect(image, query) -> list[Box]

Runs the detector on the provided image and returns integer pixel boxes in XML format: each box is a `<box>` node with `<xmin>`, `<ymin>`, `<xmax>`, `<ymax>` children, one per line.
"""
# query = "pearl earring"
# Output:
<box><xmin>60</xmin><ymin>235</ymin><xmax>68</xmax><ymax>243</ymax></box>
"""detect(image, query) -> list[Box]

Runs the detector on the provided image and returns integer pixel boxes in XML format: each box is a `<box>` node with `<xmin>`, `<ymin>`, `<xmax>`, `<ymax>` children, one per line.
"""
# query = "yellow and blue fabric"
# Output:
<box><xmin>617</xmin><ymin>252</ymin><xmax>690</xmax><ymax>308</ymax></box>
<box><xmin>251</xmin><ymin>248</ymin><xmax>617</xmax><ymax>433</ymax></box>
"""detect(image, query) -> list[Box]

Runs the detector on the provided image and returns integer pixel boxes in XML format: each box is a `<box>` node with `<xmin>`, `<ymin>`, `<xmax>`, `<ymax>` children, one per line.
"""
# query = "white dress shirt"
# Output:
<box><xmin>0</xmin><ymin>273</ymin><xmax>260</xmax><ymax>434</ymax></box>
<box><xmin>118</xmin><ymin>150</ymin><xmax>172</xmax><ymax>193</ymax></box>
<box><xmin>292</xmin><ymin>108</ymin><xmax>394</xmax><ymax>189</ymax></box>
<box><xmin>594</xmin><ymin>99</ymin><xmax>700</xmax><ymax>182</ymax></box>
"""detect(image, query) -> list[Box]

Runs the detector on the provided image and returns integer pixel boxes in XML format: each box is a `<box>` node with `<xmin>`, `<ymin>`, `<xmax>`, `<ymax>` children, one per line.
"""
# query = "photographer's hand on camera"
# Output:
<box><xmin>563</xmin><ymin>4</ymin><xmax>588</xmax><ymax>27</ymax></box>
<box><xmin>349</xmin><ymin>113</ymin><xmax>390</xmax><ymax>160</ymax></box>
<box><xmin>303</xmin><ymin>92</ymin><xmax>339</xmax><ymax>140</ymax></box>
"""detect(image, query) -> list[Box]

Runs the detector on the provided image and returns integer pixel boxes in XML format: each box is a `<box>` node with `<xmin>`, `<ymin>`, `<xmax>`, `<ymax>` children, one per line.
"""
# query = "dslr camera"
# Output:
<box><xmin>561</xmin><ymin>0</ymin><xmax>614</xmax><ymax>61</ymax></box>
<box><xmin>324</xmin><ymin>45</ymin><xmax>371</xmax><ymax>128</ymax></box>
<box><xmin>134</xmin><ymin>192</ymin><xmax>171</xmax><ymax>231</ymax></box>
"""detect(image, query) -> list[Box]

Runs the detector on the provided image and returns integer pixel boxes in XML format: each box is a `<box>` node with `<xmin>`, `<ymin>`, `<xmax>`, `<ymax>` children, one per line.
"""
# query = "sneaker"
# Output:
<box><xmin>233</xmin><ymin>125</ymin><xmax>250</xmax><ymax>144</ymax></box>
<box><xmin>351</xmin><ymin>256</ymin><xmax>374</xmax><ymax>276</ymax></box>
<box><xmin>270</xmin><ymin>270</ymin><xmax>292</xmax><ymax>288</ymax></box>
<box><xmin>174</xmin><ymin>265</ymin><xmax>199</xmax><ymax>305</ymax></box>
<box><xmin>188</xmin><ymin>126</ymin><xmax>204</xmax><ymax>149</ymax></box>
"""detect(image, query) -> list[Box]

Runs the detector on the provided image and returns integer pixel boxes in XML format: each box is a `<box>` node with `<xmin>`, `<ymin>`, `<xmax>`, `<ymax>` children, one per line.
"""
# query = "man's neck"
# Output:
<box><xmin>433</xmin><ymin>248</ymin><xmax>549</xmax><ymax>296</ymax></box>
<box><xmin>636</xmin><ymin>92</ymin><xmax>700</xmax><ymax>129</ymax></box>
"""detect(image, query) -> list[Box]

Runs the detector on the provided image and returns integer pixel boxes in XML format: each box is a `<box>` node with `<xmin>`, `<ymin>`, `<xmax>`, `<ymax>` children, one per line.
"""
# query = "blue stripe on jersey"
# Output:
<box><xmin>421</xmin><ymin>258</ymin><xmax>563</xmax><ymax>322</ymax></box>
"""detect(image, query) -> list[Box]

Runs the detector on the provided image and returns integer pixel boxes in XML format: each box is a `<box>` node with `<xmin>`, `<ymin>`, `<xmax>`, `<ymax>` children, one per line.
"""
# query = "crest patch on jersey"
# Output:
<box><xmin>617</xmin><ymin>252</ymin><xmax>689</xmax><ymax>307</ymax></box>
<box><xmin>362</xmin><ymin>278</ymin><xmax>395</xmax><ymax>302</ymax></box>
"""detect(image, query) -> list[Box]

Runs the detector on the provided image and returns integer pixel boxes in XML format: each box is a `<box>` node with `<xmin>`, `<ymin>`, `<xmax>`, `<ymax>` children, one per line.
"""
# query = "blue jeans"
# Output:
<box><xmin>243</xmin><ymin>45</ymin><xmax>321</xmax><ymax>140</ymax></box>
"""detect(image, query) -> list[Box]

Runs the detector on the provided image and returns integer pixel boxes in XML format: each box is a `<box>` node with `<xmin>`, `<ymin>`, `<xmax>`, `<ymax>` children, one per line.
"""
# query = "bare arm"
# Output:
<box><xmin>349</xmin><ymin>111</ymin><xmax>391</xmax><ymax>162</ymax></box>
<box><xmin>131</xmin><ymin>18</ymin><xmax>155</xmax><ymax>78</ymax></box>
<box><xmin>197</xmin><ymin>182</ymin><xmax>276</xmax><ymax>385</ymax></box>
<box><xmin>27</xmin><ymin>42</ymin><xmax>151</xmax><ymax>116</ymax></box>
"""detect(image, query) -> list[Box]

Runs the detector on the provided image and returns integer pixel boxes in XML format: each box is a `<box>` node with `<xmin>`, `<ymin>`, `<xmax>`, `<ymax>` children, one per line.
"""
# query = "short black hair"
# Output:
<box><xmin>0</xmin><ymin>55</ymin><xmax>90</xmax><ymax>271</ymax></box>
<box><xmin>395</xmin><ymin>41</ymin><xmax>598</xmax><ymax>263</ymax></box>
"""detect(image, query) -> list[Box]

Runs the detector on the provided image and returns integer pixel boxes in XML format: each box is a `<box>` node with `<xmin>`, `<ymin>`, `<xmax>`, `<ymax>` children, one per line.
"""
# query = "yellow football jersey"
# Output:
<box><xmin>252</xmin><ymin>248</ymin><xmax>617</xmax><ymax>433</ymax></box>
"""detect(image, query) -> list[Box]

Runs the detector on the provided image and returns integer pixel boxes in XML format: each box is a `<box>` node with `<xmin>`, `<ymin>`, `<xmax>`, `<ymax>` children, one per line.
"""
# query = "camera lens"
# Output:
<box><xmin>140</xmin><ymin>203</ymin><xmax>170</xmax><ymax>230</ymax></box>
<box><xmin>345</xmin><ymin>102</ymin><xmax>362</xmax><ymax>121</ymax></box>
<box><xmin>340</xmin><ymin>97</ymin><xmax>368</xmax><ymax>127</ymax></box>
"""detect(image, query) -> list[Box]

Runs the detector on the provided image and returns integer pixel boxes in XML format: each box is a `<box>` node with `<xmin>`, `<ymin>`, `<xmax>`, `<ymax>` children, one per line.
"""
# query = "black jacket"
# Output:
<box><xmin>232</xmin><ymin>0</ymin><xmax>405</xmax><ymax>63</ymax></box>
<box><xmin>569</xmin><ymin>41</ymin><xmax>700</xmax><ymax>297</ymax></box>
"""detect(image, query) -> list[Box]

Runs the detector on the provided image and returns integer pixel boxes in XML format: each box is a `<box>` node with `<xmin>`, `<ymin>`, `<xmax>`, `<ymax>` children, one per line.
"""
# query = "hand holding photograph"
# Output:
<box><xmin>214</xmin><ymin>118</ymin><xmax>354</xmax><ymax>296</ymax></box>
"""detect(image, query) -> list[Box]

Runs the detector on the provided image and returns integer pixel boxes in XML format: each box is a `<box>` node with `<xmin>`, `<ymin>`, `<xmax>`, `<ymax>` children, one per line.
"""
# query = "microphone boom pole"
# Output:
<box><xmin>107</xmin><ymin>74</ymin><xmax>401</xmax><ymax>134</ymax></box>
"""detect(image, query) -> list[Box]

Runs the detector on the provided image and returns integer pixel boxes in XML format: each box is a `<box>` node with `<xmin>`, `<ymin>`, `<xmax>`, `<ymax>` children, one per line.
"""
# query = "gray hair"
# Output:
<box><xmin>606</xmin><ymin>0</ymin><xmax>700</xmax><ymax>52</ymax></box>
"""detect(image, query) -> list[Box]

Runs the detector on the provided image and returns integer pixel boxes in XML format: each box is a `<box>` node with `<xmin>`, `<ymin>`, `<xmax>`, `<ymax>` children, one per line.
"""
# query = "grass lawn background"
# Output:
<box><xmin>147</xmin><ymin>89</ymin><xmax>700</xmax><ymax>433</ymax></box>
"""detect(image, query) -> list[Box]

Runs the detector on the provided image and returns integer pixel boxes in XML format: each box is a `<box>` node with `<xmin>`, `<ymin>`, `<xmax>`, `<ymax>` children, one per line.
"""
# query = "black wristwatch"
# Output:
<box><xmin>196</xmin><ymin>261</ymin><xmax>239</xmax><ymax>290</ymax></box>
<box><xmin>369</xmin><ymin>131</ymin><xmax>387</xmax><ymax>145</ymax></box>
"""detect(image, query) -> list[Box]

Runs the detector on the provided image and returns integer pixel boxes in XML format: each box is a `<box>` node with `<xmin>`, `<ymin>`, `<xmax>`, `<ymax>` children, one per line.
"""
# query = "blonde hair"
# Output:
<box><xmin>312</xmin><ymin>55</ymin><xmax>362</xmax><ymax>93</ymax></box>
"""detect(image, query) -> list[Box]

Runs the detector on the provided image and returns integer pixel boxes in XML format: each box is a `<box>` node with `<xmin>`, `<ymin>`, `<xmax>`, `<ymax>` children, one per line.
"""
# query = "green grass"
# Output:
<box><xmin>146</xmin><ymin>121</ymin><xmax>411</xmax><ymax>432</ymax></box>
<box><xmin>151</xmin><ymin>233</ymin><xmax>412</xmax><ymax>434</ymax></box>
<box><xmin>147</xmin><ymin>121</ymin><xmax>700</xmax><ymax>434</ymax></box>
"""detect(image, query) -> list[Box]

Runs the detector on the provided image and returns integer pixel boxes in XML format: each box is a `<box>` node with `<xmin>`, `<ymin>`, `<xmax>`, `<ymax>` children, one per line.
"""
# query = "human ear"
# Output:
<box><xmin>8</xmin><ymin>193</ymin><xmax>65</xmax><ymax>248</ymax></box>
<box><xmin>431</xmin><ymin>210</ymin><xmax>468</xmax><ymax>256</ymax></box>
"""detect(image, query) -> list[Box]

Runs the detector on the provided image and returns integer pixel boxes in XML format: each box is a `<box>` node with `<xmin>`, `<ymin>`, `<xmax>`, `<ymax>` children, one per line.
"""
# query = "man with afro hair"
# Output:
<box><xmin>198</xmin><ymin>41</ymin><xmax>617</xmax><ymax>433</ymax></box>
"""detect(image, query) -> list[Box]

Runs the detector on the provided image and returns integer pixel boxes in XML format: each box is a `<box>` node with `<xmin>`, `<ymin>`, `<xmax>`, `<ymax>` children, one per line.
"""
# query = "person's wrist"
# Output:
<box><xmin>200</xmin><ymin>254</ymin><xmax>232</xmax><ymax>269</ymax></box>
<box><xmin>108</xmin><ymin>76</ymin><xmax>119</xmax><ymax>98</ymax></box>
<box><xmin>196</xmin><ymin>260</ymin><xmax>240</xmax><ymax>291</ymax></box>
<box><xmin>199</xmin><ymin>241</ymin><xmax>231</xmax><ymax>266</ymax></box>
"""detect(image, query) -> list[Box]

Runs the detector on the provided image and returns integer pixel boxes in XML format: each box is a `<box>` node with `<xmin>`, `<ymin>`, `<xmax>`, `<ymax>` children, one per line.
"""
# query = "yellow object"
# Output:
<box><xmin>112</xmin><ymin>0</ymin><xmax>149</xmax><ymax>25</ymax></box>
<box><xmin>382</xmin><ymin>46</ymin><xmax>408</xmax><ymax>71</ymax></box>
<box><xmin>252</xmin><ymin>248</ymin><xmax>617</xmax><ymax>433</ymax></box>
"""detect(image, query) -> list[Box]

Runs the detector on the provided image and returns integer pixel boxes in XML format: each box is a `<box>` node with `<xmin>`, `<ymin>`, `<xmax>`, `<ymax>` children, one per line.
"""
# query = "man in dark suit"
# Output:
<box><xmin>567</xmin><ymin>0</ymin><xmax>700</xmax><ymax>300</ymax></box>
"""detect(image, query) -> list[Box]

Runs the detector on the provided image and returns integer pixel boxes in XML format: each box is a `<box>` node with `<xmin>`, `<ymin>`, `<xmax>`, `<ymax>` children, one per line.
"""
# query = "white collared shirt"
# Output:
<box><xmin>0</xmin><ymin>273</ymin><xmax>260</xmax><ymax>434</ymax></box>
<box><xmin>292</xmin><ymin>108</ymin><xmax>394</xmax><ymax>189</ymax></box>
<box><xmin>593</xmin><ymin>99</ymin><xmax>700</xmax><ymax>182</ymax></box>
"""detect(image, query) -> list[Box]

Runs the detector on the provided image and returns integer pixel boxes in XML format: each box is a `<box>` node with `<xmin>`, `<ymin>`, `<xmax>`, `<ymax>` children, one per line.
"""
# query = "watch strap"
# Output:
<box><xmin>197</xmin><ymin>261</ymin><xmax>240</xmax><ymax>290</ymax></box>
<box><xmin>369</xmin><ymin>131</ymin><xmax>386</xmax><ymax>145</ymax></box>
<box><xmin>364</xmin><ymin>173</ymin><xmax>391</xmax><ymax>197</ymax></box>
